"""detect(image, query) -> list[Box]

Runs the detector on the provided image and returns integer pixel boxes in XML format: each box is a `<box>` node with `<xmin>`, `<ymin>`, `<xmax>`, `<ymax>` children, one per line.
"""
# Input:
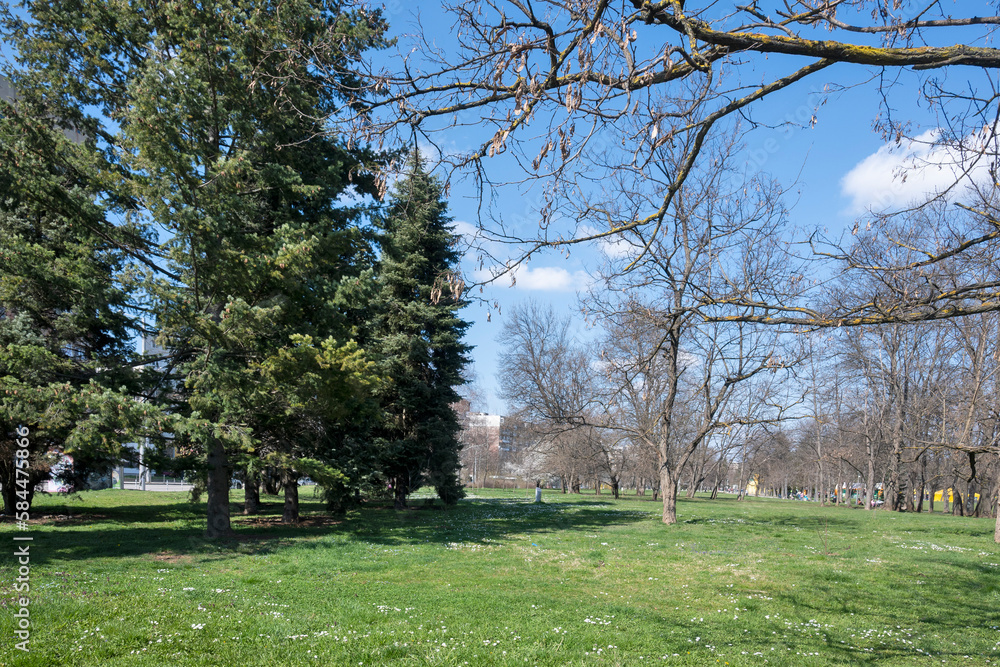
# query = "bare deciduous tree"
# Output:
<box><xmin>581</xmin><ymin>132</ymin><xmax>800</xmax><ymax>523</ymax></box>
<box><xmin>498</xmin><ymin>302</ymin><xmax>597</xmax><ymax>427</ymax></box>
<box><xmin>341</xmin><ymin>1</ymin><xmax>1000</xmax><ymax>324</ymax></box>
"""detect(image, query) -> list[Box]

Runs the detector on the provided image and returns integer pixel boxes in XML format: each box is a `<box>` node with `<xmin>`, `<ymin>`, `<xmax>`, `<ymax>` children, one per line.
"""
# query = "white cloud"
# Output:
<box><xmin>577</xmin><ymin>224</ymin><xmax>641</xmax><ymax>259</ymax></box>
<box><xmin>473</xmin><ymin>263</ymin><xmax>592</xmax><ymax>291</ymax></box>
<box><xmin>841</xmin><ymin>128</ymin><xmax>996</xmax><ymax>213</ymax></box>
<box><xmin>416</xmin><ymin>139</ymin><xmax>467</xmax><ymax>169</ymax></box>
<box><xmin>450</xmin><ymin>220</ymin><xmax>507</xmax><ymax>263</ymax></box>
<box><xmin>450</xmin><ymin>219</ymin><xmax>480</xmax><ymax>241</ymax></box>
<box><xmin>458</xmin><ymin>223</ymin><xmax>592</xmax><ymax>291</ymax></box>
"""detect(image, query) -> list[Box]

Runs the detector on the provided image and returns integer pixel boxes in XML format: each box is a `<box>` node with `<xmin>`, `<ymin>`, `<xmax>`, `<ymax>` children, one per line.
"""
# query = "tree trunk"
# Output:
<box><xmin>205</xmin><ymin>437</ymin><xmax>234</xmax><ymax>539</ymax></box>
<box><xmin>1</xmin><ymin>474</ymin><xmax>37</xmax><ymax>518</ymax></box>
<box><xmin>661</xmin><ymin>469</ymin><xmax>679</xmax><ymax>525</ymax></box>
<box><xmin>994</xmin><ymin>488</ymin><xmax>1000</xmax><ymax>543</ymax></box>
<box><xmin>865</xmin><ymin>441</ymin><xmax>877</xmax><ymax>511</ymax></box>
<box><xmin>685</xmin><ymin>462</ymin><xmax>701</xmax><ymax>499</ymax></box>
<box><xmin>884</xmin><ymin>387</ymin><xmax>905</xmax><ymax>512</ymax></box>
<box><xmin>989</xmin><ymin>474</ymin><xmax>1000</xmax><ymax>519</ymax></box>
<box><xmin>0</xmin><ymin>483</ymin><xmax>14</xmax><ymax>517</ymax></box>
<box><xmin>895</xmin><ymin>475</ymin><xmax>909</xmax><ymax>512</ymax></box>
<box><xmin>694</xmin><ymin>474</ymin><xmax>708</xmax><ymax>498</ymax></box>
<box><xmin>916</xmin><ymin>456</ymin><xmax>926</xmax><ymax>513</ymax></box>
<box><xmin>736</xmin><ymin>457</ymin><xmax>745</xmax><ymax>500</ymax></box>
<box><xmin>244</xmin><ymin>469</ymin><xmax>261</xmax><ymax>515</ymax></box>
<box><xmin>973</xmin><ymin>488</ymin><xmax>984</xmax><ymax>517</ymax></box>
<box><xmin>817</xmin><ymin>456</ymin><xmax>824</xmax><ymax>506</ymax></box>
<box><xmin>611</xmin><ymin>478</ymin><xmax>620</xmax><ymax>499</ymax></box>
<box><xmin>282</xmin><ymin>473</ymin><xmax>300</xmax><ymax>523</ymax></box>
<box><xmin>393</xmin><ymin>476</ymin><xmax>407</xmax><ymax>510</ymax></box>
<box><xmin>262</xmin><ymin>468</ymin><xmax>281</xmax><ymax>496</ymax></box>
<box><xmin>560</xmin><ymin>475</ymin><xmax>568</xmax><ymax>494</ymax></box>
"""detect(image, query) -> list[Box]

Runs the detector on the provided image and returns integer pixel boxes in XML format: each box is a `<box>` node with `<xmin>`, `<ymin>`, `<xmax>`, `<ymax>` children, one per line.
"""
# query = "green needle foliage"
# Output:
<box><xmin>373</xmin><ymin>150</ymin><xmax>472</xmax><ymax>508</ymax></box>
<box><xmin>1</xmin><ymin>0</ymin><xmax>390</xmax><ymax>536</ymax></box>
<box><xmin>0</xmin><ymin>68</ymin><xmax>148</xmax><ymax>515</ymax></box>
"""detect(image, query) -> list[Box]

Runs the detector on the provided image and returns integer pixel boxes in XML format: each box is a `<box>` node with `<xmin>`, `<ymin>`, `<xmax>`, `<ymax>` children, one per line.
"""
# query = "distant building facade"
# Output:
<box><xmin>453</xmin><ymin>399</ymin><xmax>502</xmax><ymax>452</ymax></box>
<box><xmin>0</xmin><ymin>74</ymin><xmax>87</xmax><ymax>143</ymax></box>
<box><xmin>0</xmin><ymin>75</ymin><xmax>14</xmax><ymax>104</ymax></box>
<box><xmin>453</xmin><ymin>400</ymin><xmax>506</xmax><ymax>486</ymax></box>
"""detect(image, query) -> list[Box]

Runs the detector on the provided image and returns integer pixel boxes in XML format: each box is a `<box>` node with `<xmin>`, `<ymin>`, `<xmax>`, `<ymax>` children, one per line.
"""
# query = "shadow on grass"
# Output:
<box><xmin>335</xmin><ymin>500</ymin><xmax>650</xmax><ymax>545</ymax></box>
<box><xmin>770</xmin><ymin>515</ymin><xmax>861</xmax><ymax>530</ymax></box>
<box><xmin>11</xmin><ymin>496</ymin><xmax>653</xmax><ymax>566</ymax></box>
<box><xmin>16</xmin><ymin>492</ymin><xmax>328</xmax><ymax>526</ymax></box>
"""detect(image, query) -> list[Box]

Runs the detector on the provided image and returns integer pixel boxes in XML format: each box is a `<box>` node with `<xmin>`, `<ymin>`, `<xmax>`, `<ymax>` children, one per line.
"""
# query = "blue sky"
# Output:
<box><xmin>375</xmin><ymin>5</ymin><xmax>995</xmax><ymax>414</ymax></box>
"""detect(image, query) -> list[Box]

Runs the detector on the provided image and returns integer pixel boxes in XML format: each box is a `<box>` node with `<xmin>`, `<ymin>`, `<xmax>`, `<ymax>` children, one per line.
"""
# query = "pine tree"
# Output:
<box><xmin>374</xmin><ymin>150</ymin><xmax>471</xmax><ymax>508</ymax></box>
<box><xmin>2</xmin><ymin>0</ymin><xmax>388</xmax><ymax>536</ymax></box>
<box><xmin>0</xmin><ymin>74</ymin><xmax>145</xmax><ymax>514</ymax></box>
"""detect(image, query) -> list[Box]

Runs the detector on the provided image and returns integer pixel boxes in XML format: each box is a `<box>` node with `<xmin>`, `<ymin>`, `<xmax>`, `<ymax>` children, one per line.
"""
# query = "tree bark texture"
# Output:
<box><xmin>244</xmin><ymin>469</ymin><xmax>261</xmax><ymax>515</ymax></box>
<box><xmin>661</xmin><ymin>469</ymin><xmax>679</xmax><ymax>525</ymax></box>
<box><xmin>205</xmin><ymin>437</ymin><xmax>233</xmax><ymax>539</ymax></box>
<box><xmin>283</xmin><ymin>475</ymin><xmax>300</xmax><ymax>524</ymax></box>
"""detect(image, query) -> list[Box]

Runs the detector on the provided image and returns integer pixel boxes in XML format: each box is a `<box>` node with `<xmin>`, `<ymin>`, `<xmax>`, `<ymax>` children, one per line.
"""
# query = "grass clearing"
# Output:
<box><xmin>2</xmin><ymin>488</ymin><xmax>999</xmax><ymax>665</ymax></box>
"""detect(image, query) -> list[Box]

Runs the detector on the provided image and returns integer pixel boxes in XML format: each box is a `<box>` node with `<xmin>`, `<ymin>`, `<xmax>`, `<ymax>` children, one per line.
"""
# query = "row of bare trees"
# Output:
<box><xmin>494</xmin><ymin>296</ymin><xmax>1000</xmax><ymax>520</ymax></box>
<box><xmin>492</xmin><ymin>191</ymin><xmax>1000</xmax><ymax>539</ymax></box>
<box><xmin>796</xmin><ymin>309</ymin><xmax>1000</xmax><ymax>521</ymax></box>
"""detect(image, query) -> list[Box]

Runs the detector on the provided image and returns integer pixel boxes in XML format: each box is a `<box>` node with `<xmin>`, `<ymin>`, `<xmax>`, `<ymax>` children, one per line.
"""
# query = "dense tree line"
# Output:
<box><xmin>0</xmin><ymin>1</ymin><xmax>470</xmax><ymax>536</ymax></box>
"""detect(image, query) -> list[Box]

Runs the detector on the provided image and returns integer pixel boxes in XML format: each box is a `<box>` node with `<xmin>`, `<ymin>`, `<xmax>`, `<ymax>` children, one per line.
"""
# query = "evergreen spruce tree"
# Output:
<box><xmin>375</xmin><ymin>150</ymin><xmax>471</xmax><ymax>508</ymax></box>
<box><xmin>2</xmin><ymin>1</ymin><xmax>388</xmax><ymax>536</ymax></box>
<box><xmin>0</xmin><ymin>73</ymin><xmax>146</xmax><ymax>514</ymax></box>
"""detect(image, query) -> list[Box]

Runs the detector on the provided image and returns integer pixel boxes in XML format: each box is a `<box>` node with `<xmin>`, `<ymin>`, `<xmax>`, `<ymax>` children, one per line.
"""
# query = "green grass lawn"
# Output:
<box><xmin>2</xmin><ymin>487</ymin><xmax>998</xmax><ymax>666</ymax></box>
